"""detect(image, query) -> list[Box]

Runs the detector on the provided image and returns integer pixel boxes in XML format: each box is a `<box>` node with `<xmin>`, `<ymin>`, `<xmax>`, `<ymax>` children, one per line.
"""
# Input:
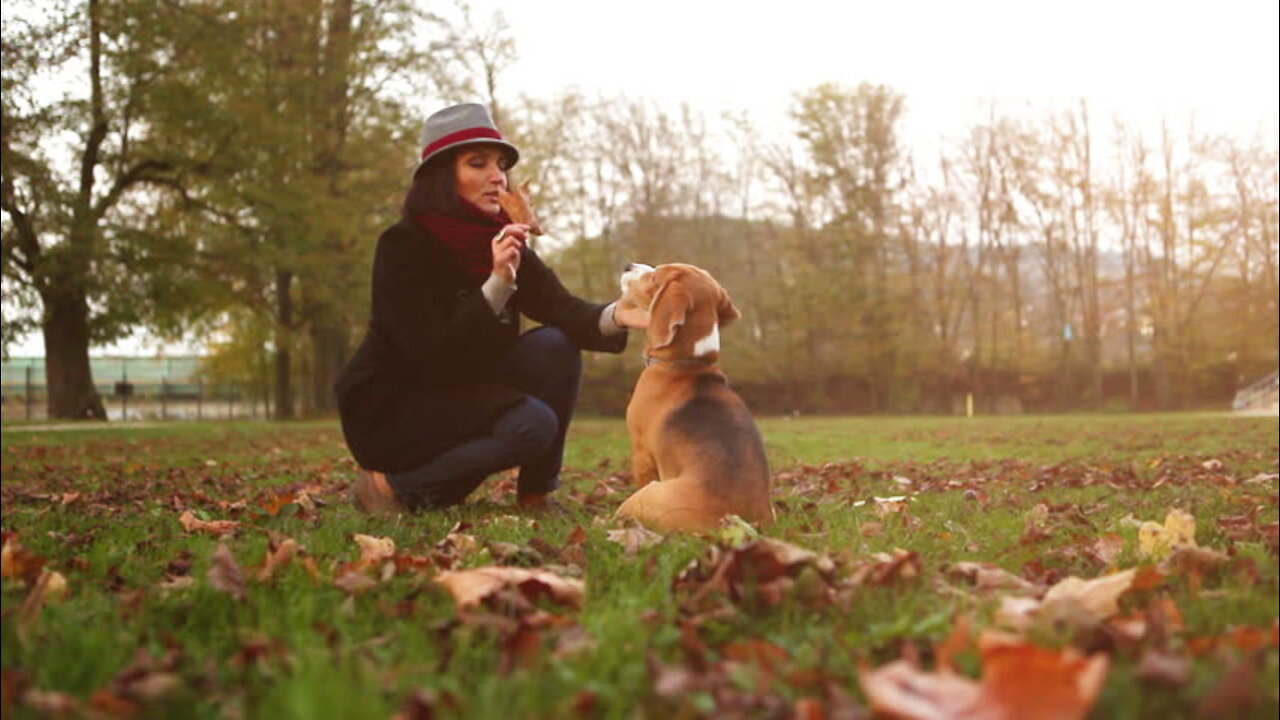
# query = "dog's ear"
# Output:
<box><xmin>717</xmin><ymin>287</ymin><xmax>741</xmax><ymax>327</ymax></box>
<box><xmin>649</xmin><ymin>281</ymin><xmax>693</xmax><ymax>349</ymax></box>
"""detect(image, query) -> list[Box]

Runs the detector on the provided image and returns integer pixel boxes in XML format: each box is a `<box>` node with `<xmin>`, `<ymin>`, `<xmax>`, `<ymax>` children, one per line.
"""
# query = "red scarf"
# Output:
<box><xmin>413</xmin><ymin>198</ymin><xmax>513</xmax><ymax>281</ymax></box>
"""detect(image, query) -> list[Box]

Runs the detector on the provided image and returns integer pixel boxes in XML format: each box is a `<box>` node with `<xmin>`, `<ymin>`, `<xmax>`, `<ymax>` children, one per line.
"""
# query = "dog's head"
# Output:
<box><xmin>619</xmin><ymin>263</ymin><xmax>740</xmax><ymax>359</ymax></box>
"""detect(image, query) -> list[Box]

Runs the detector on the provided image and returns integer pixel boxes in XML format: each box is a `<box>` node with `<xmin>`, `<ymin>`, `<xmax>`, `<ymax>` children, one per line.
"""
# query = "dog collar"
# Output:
<box><xmin>642</xmin><ymin>354</ymin><xmax>717</xmax><ymax>369</ymax></box>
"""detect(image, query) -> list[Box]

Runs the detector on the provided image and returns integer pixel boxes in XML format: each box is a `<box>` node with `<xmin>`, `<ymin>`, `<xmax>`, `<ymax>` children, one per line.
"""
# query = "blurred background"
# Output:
<box><xmin>2</xmin><ymin>0</ymin><xmax>1277</xmax><ymax>420</ymax></box>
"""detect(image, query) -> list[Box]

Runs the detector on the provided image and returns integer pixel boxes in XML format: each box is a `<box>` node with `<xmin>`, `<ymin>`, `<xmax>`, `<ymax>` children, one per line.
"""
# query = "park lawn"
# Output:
<box><xmin>1</xmin><ymin>413</ymin><xmax>1277</xmax><ymax>719</ymax></box>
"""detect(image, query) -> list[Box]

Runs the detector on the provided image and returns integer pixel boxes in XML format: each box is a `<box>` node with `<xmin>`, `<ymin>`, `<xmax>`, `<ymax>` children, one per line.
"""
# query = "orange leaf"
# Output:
<box><xmin>434</xmin><ymin>566</ymin><xmax>584</xmax><ymax>611</ymax></box>
<box><xmin>1</xmin><ymin>533</ymin><xmax>46</xmax><ymax>584</ymax></box>
<box><xmin>178</xmin><ymin>510</ymin><xmax>239</xmax><ymax>537</ymax></box>
<box><xmin>720</xmin><ymin>639</ymin><xmax>790</xmax><ymax>670</ymax></box>
<box><xmin>977</xmin><ymin>633</ymin><xmax>1110</xmax><ymax>720</ymax></box>
<box><xmin>496</xmin><ymin>181</ymin><xmax>544</xmax><ymax>235</ymax></box>
<box><xmin>254</xmin><ymin>538</ymin><xmax>298</xmax><ymax>583</ymax></box>
<box><xmin>860</xmin><ymin>633</ymin><xmax>1109</xmax><ymax>720</ymax></box>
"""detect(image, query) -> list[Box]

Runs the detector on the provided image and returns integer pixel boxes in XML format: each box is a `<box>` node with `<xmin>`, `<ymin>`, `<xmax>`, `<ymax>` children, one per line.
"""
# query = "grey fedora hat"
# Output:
<box><xmin>414</xmin><ymin>103</ymin><xmax>519</xmax><ymax>177</ymax></box>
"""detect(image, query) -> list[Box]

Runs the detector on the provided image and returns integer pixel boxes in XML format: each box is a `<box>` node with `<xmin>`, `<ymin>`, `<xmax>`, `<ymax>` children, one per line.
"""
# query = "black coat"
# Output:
<box><xmin>335</xmin><ymin>218</ymin><xmax>627</xmax><ymax>473</ymax></box>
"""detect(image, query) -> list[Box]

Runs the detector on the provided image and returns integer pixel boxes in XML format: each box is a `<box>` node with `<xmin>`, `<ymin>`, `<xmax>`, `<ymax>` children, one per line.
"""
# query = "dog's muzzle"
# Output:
<box><xmin>619</xmin><ymin>262</ymin><xmax>655</xmax><ymax>293</ymax></box>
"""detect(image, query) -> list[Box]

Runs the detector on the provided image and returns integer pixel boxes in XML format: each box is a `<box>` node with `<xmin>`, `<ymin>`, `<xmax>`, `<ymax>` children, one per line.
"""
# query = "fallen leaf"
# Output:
<box><xmin>860</xmin><ymin>632</ymin><xmax>1109</xmax><ymax>720</ymax></box>
<box><xmin>859</xmin><ymin>660</ymin><xmax>983</xmax><ymax>719</ymax></box>
<box><xmin>354</xmin><ymin>534</ymin><xmax>396</xmax><ymax>568</ymax></box>
<box><xmin>1</xmin><ymin>533</ymin><xmax>46</xmax><ymax>584</ymax></box>
<box><xmin>1041</xmin><ymin>568</ymin><xmax>1136</xmax><ymax>622</ymax></box>
<box><xmin>995</xmin><ymin>596</ymin><xmax>1043</xmax><ymax>632</ymax></box>
<box><xmin>1137</xmin><ymin>649</ymin><xmax>1190</xmax><ymax>687</ymax></box>
<box><xmin>721</xmin><ymin>639</ymin><xmax>790</xmax><ymax>670</ymax></box>
<box><xmin>19</xmin><ymin>569</ymin><xmax>69</xmax><ymax>629</ymax></box>
<box><xmin>434</xmin><ymin>566</ymin><xmax>584</xmax><ymax>611</ymax></box>
<box><xmin>178</xmin><ymin>510</ymin><xmax>240</xmax><ymax>537</ymax></box>
<box><xmin>334</xmin><ymin>571</ymin><xmax>378</xmax><ymax>596</ymax></box>
<box><xmin>392</xmin><ymin>689</ymin><xmax>463</xmax><ymax>720</ymax></box>
<box><xmin>1138</xmin><ymin>509</ymin><xmax>1196</xmax><ymax>559</ymax></box>
<box><xmin>945</xmin><ymin>561</ymin><xmax>1040</xmax><ymax>594</ymax></box>
<box><xmin>606</xmin><ymin>526</ymin><xmax>664</xmax><ymax>554</ymax></box>
<box><xmin>849</xmin><ymin>549</ymin><xmax>922</xmax><ymax>587</ymax></box>
<box><xmin>23</xmin><ymin>689</ymin><xmax>80</xmax><ymax>715</ymax></box>
<box><xmin>207</xmin><ymin>543</ymin><xmax>246</xmax><ymax>600</ymax></box>
<box><xmin>255</xmin><ymin>538</ymin><xmax>298</xmax><ymax>583</ymax></box>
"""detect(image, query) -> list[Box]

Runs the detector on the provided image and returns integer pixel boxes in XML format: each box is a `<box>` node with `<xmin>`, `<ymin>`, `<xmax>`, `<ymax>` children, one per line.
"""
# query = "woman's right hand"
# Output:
<box><xmin>491</xmin><ymin>223</ymin><xmax>529</xmax><ymax>284</ymax></box>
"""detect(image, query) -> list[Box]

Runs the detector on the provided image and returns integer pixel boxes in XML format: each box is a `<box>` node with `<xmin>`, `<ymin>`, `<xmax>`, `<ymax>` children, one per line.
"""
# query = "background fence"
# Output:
<box><xmin>1</xmin><ymin>356</ymin><xmax>268</xmax><ymax>422</ymax></box>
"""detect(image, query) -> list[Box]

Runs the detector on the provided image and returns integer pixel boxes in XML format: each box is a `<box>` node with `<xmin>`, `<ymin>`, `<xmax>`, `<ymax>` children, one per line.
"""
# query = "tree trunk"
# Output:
<box><xmin>274</xmin><ymin>269</ymin><xmax>294</xmax><ymax>420</ymax></box>
<box><xmin>309</xmin><ymin>315</ymin><xmax>349</xmax><ymax>413</ymax></box>
<box><xmin>42</xmin><ymin>288</ymin><xmax>106</xmax><ymax>419</ymax></box>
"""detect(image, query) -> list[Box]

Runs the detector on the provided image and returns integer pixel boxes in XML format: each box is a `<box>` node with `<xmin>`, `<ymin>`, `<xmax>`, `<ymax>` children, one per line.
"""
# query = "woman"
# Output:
<box><xmin>336</xmin><ymin>103</ymin><xmax>644</xmax><ymax>513</ymax></box>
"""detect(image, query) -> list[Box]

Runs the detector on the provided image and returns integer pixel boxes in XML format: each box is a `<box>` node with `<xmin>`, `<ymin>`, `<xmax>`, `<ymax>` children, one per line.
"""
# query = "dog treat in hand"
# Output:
<box><xmin>497</xmin><ymin>181</ymin><xmax>544</xmax><ymax>236</ymax></box>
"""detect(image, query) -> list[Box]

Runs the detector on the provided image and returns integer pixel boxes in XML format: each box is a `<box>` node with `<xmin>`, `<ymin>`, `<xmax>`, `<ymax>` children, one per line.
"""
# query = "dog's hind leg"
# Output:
<box><xmin>615</xmin><ymin>479</ymin><xmax>721</xmax><ymax>532</ymax></box>
<box><xmin>630</xmin><ymin>448</ymin><xmax>659</xmax><ymax>488</ymax></box>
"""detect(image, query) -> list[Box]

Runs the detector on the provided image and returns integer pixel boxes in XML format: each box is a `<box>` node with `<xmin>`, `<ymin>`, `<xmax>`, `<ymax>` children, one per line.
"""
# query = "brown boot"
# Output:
<box><xmin>516</xmin><ymin>491</ymin><xmax>573</xmax><ymax>517</ymax></box>
<box><xmin>352</xmin><ymin>470</ymin><xmax>405</xmax><ymax>514</ymax></box>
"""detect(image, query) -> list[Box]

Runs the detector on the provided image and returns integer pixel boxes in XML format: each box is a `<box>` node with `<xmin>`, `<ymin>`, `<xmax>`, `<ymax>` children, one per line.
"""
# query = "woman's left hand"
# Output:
<box><xmin>613</xmin><ymin>303</ymin><xmax>649</xmax><ymax>330</ymax></box>
<box><xmin>491</xmin><ymin>223</ymin><xmax>529</xmax><ymax>284</ymax></box>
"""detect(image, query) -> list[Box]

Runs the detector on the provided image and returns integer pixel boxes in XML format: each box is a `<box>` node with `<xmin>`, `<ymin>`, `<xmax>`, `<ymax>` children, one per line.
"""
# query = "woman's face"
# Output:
<box><xmin>453</xmin><ymin>146</ymin><xmax>509</xmax><ymax>215</ymax></box>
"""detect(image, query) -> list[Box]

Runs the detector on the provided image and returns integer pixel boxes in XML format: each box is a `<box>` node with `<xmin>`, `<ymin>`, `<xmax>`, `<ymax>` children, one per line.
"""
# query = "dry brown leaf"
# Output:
<box><xmin>995</xmin><ymin>596</ymin><xmax>1043</xmax><ymax>632</ymax></box>
<box><xmin>22</xmin><ymin>689</ymin><xmax>80</xmax><ymax>715</ymax></box>
<box><xmin>496</xmin><ymin>181</ymin><xmax>544</xmax><ymax>235</ymax></box>
<box><xmin>392</xmin><ymin>689</ymin><xmax>463</xmax><ymax>720</ymax></box>
<box><xmin>434</xmin><ymin>566</ymin><xmax>584</xmax><ymax>611</ymax></box>
<box><xmin>849</xmin><ymin>548</ymin><xmax>922</xmax><ymax>587</ymax></box>
<box><xmin>946</xmin><ymin>561</ymin><xmax>1040</xmax><ymax>593</ymax></box>
<box><xmin>207</xmin><ymin>543</ymin><xmax>246</xmax><ymax>600</ymax></box>
<box><xmin>606</xmin><ymin>526</ymin><xmax>664</xmax><ymax>554</ymax></box>
<box><xmin>255</xmin><ymin>538</ymin><xmax>298</xmax><ymax>583</ymax></box>
<box><xmin>178</xmin><ymin>510</ymin><xmax>240</xmax><ymax>537</ymax></box>
<box><xmin>354</xmin><ymin>534</ymin><xmax>396</xmax><ymax>567</ymax></box>
<box><xmin>1041</xmin><ymin>568</ymin><xmax>1136</xmax><ymax>622</ymax></box>
<box><xmin>1137</xmin><ymin>649</ymin><xmax>1190</xmax><ymax>687</ymax></box>
<box><xmin>860</xmin><ymin>633</ymin><xmax>1109</xmax><ymax>720</ymax></box>
<box><xmin>1</xmin><ymin>533</ymin><xmax>46</xmax><ymax>584</ymax></box>
<box><xmin>720</xmin><ymin>639</ymin><xmax>790</xmax><ymax>670</ymax></box>
<box><xmin>19</xmin><ymin>569</ymin><xmax>69</xmax><ymax>629</ymax></box>
<box><xmin>859</xmin><ymin>660</ymin><xmax>983</xmax><ymax>719</ymax></box>
<box><xmin>1088</xmin><ymin>533</ymin><xmax>1125</xmax><ymax>566</ymax></box>
<box><xmin>334</xmin><ymin>570</ymin><xmax>378</xmax><ymax>595</ymax></box>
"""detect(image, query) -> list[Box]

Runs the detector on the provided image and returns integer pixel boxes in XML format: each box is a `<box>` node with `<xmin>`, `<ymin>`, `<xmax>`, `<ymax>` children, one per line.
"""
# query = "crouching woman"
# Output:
<box><xmin>335</xmin><ymin>103</ymin><xmax>643</xmax><ymax>514</ymax></box>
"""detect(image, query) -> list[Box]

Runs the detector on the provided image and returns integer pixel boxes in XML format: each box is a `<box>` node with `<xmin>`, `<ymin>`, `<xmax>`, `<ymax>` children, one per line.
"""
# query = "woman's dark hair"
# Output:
<box><xmin>402</xmin><ymin>149</ymin><xmax>460</xmax><ymax>218</ymax></box>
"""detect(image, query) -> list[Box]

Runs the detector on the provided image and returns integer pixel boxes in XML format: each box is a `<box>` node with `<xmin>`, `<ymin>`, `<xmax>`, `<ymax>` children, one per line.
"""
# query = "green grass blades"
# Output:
<box><xmin>2</xmin><ymin>413</ymin><xmax>1277</xmax><ymax>719</ymax></box>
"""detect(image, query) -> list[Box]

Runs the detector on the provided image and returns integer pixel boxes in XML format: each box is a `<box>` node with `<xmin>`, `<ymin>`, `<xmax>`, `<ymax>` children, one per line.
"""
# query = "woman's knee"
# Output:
<box><xmin>523</xmin><ymin>327</ymin><xmax>581</xmax><ymax>377</ymax></box>
<box><xmin>496</xmin><ymin>397</ymin><xmax>558</xmax><ymax>460</ymax></box>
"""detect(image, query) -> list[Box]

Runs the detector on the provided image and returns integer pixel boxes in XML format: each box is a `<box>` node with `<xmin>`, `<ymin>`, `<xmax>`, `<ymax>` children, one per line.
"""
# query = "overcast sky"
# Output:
<box><xmin>7</xmin><ymin>0</ymin><xmax>1278</xmax><ymax>357</ymax></box>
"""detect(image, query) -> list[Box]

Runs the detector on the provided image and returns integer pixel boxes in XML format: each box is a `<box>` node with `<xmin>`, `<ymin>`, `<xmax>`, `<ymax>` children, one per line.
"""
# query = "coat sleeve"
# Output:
<box><xmin>371</xmin><ymin>227</ymin><xmax>510</xmax><ymax>380</ymax></box>
<box><xmin>516</xmin><ymin>248</ymin><xmax>628</xmax><ymax>354</ymax></box>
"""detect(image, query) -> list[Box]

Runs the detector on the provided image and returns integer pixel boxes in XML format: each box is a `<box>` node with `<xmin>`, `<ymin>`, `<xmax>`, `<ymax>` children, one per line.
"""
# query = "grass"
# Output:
<box><xmin>2</xmin><ymin>413</ymin><xmax>1277</xmax><ymax>719</ymax></box>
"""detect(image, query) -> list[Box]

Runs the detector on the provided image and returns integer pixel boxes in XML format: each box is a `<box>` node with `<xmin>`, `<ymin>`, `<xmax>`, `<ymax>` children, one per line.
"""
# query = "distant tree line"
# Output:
<box><xmin>3</xmin><ymin>1</ymin><xmax>1277</xmax><ymax>418</ymax></box>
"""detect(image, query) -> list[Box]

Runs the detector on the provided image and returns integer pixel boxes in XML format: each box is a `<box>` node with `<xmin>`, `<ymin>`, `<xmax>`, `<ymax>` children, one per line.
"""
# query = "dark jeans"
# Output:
<box><xmin>387</xmin><ymin>326</ymin><xmax>582</xmax><ymax>509</ymax></box>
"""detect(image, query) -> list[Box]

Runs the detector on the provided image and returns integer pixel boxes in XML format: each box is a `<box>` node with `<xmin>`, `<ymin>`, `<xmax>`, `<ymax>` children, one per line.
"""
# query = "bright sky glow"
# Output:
<box><xmin>477</xmin><ymin>0</ymin><xmax>1278</xmax><ymax>147</ymax></box>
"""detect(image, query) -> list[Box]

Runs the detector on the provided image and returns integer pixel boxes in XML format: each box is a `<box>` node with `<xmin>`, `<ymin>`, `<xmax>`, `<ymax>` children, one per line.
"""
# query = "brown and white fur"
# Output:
<box><xmin>614</xmin><ymin>263</ymin><xmax>774</xmax><ymax>532</ymax></box>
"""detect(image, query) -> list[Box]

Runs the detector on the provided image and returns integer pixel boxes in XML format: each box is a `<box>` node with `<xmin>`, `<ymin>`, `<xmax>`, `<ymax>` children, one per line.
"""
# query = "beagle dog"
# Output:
<box><xmin>614</xmin><ymin>263</ymin><xmax>775</xmax><ymax>532</ymax></box>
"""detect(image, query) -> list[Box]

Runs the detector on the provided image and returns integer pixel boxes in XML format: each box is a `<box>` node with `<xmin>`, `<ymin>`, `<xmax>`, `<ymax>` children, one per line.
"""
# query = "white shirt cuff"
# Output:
<box><xmin>599</xmin><ymin>301</ymin><xmax>626</xmax><ymax>336</ymax></box>
<box><xmin>481</xmin><ymin>273</ymin><xmax>517</xmax><ymax>316</ymax></box>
